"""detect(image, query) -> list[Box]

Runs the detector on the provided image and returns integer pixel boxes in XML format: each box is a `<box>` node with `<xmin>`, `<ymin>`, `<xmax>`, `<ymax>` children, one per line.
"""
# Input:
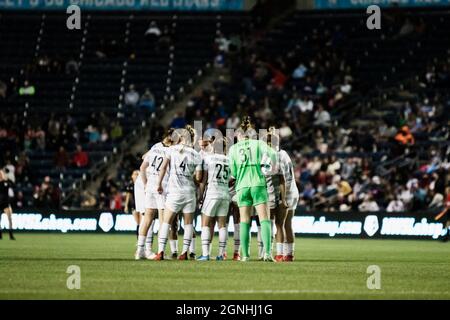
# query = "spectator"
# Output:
<box><xmin>54</xmin><ymin>146</ymin><xmax>70</xmax><ymax>170</ymax></box>
<box><xmin>145</xmin><ymin>21</ymin><xmax>161</xmax><ymax>43</ymax></box>
<box><xmin>124</xmin><ymin>84</ymin><xmax>140</xmax><ymax>107</ymax></box>
<box><xmin>358</xmin><ymin>195</ymin><xmax>380</xmax><ymax>212</ymax></box>
<box><xmin>395</xmin><ymin>126</ymin><xmax>415</xmax><ymax>145</ymax></box>
<box><xmin>170</xmin><ymin>112</ymin><xmax>187</xmax><ymax>128</ymax></box>
<box><xmin>72</xmin><ymin>145</ymin><xmax>89</xmax><ymax>168</ymax></box>
<box><xmin>100</xmin><ymin>128</ymin><xmax>109</xmax><ymax>143</ymax></box>
<box><xmin>292</xmin><ymin>63</ymin><xmax>307</xmax><ymax>79</ymax></box>
<box><xmin>314</xmin><ymin>104</ymin><xmax>331</xmax><ymax>127</ymax></box>
<box><xmin>139</xmin><ymin>88</ymin><xmax>156</xmax><ymax>112</ymax></box>
<box><xmin>110</xmin><ymin>122</ymin><xmax>123</xmax><ymax>140</ymax></box>
<box><xmin>226</xmin><ymin>113</ymin><xmax>240</xmax><ymax>129</ymax></box>
<box><xmin>387</xmin><ymin>196</ymin><xmax>405</xmax><ymax>212</ymax></box>
<box><xmin>18</xmin><ymin>80</ymin><xmax>35</xmax><ymax>96</ymax></box>
<box><xmin>65</xmin><ymin>59</ymin><xmax>79</xmax><ymax>75</ymax></box>
<box><xmin>86</xmin><ymin>125</ymin><xmax>100</xmax><ymax>144</ymax></box>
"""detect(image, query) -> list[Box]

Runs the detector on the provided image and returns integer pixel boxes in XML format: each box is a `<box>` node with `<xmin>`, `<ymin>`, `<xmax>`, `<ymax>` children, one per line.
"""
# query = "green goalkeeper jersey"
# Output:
<box><xmin>228</xmin><ymin>139</ymin><xmax>278</xmax><ymax>191</ymax></box>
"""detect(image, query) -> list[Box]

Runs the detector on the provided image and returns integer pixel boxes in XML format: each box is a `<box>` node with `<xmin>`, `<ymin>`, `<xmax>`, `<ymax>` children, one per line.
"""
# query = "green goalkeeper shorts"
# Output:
<box><xmin>237</xmin><ymin>186</ymin><xmax>269</xmax><ymax>207</ymax></box>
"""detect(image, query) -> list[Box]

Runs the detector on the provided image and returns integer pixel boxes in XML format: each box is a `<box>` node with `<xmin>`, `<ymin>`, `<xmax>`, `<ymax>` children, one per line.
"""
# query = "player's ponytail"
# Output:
<box><xmin>240</xmin><ymin>116</ymin><xmax>253</xmax><ymax>133</ymax></box>
<box><xmin>266</xmin><ymin>126</ymin><xmax>280</xmax><ymax>150</ymax></box>
<box><xmin>213</xmin><ymin>137</ymin><xmax>229</xmax><ymax>155</ymax></box>
<box><xmin>185</xmin><ymin>124</ymin><xmax>196</xmax><ymax>146</ymax></box>
<box><xmin>162</xmin><ymin>127</ymin><xmax>175</xmax><ymax>146</ymax></box>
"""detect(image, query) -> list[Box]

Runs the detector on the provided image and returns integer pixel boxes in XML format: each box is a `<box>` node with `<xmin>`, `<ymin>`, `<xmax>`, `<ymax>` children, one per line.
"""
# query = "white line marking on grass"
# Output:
<box><xmin>0</xmin><ymin>289</ymin><xmax>449</xmax><ymax>296</ymax></box>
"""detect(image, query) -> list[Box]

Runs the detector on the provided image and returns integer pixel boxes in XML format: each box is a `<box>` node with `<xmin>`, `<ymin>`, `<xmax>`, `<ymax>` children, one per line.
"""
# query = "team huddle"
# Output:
<box><xmin>130</xmin><ymin>117</ymin><xmax>299</xmax><ymax>262</ymax></box>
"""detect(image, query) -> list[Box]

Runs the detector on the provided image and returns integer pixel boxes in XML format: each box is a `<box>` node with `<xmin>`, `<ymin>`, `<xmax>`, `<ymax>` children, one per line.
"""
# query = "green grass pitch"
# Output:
<box><xmin>1</xmin><ymin>233</ymin><xmax>449</xmax><ymax>299</ymax></box>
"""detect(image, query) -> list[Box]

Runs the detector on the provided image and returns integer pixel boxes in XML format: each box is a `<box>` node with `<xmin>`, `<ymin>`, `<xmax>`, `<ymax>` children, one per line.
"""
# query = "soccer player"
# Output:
<box><xmin>279</xmin><ymin>148</ymin><xmax>300</xmax><ymax>261</ymax></box>
<box><xmin>228</xmin><ymin>182</ymin><xmax>241</xmax><ymax>260</ymax></box>
<box><xmin>154</xmin><ymin>125</ymin><xmax>203</xmax><ymax>260</ymax></box>
<box><xmin>135</xmin><ymin>129</ymin><xmax>174</xmax><ymax>260</ymax></box>
<box><xmin>124</xmin><ymin>172</ymin><xmax>140</xmax><ymax>239</ymax></box>
<box><xmin>228</xmin><ymin>117</ymin><xmax>278</xmax><ymax>262</ymax></box>
<box><xmin>0</xmin><ymin>169</ymin><xmax>15</xmax><ymax>240</ymax></box>
<box><xmin>264</xmin><ymin>128</ymin><xmax>288</xmax><ymax>262</ymax></box>
<box><xmin>131</xmin><ymin>170</ymin><xmax>146</xmax><ymax>259</ymax></box>
<box><xmin>197</xmin><ymin>137</ymin><xmax>230</xmax><ymax>261</ymax></box>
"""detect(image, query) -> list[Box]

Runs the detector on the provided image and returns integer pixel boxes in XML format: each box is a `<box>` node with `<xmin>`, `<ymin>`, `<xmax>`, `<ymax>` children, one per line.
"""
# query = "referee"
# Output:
<box><xmin>0</xmin><ymin>169</ymin><xmax>15</xmax><ymax>240</ymax></box>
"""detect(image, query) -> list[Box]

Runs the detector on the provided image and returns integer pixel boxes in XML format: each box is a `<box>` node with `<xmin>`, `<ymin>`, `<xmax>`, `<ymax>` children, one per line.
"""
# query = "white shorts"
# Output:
<box><xmin>202</xmin><ymin>198</ymin><xmax>230</xmax><ymax>217</ymax></box>
<box><xmin>145</xmin><ymin>191</ymin><xmax>166</xmax><ymax>210</ymax></box>
<box><xmin>134</xmin><ymin>186</ymin><xmax>146</xmax><ymax>214</ymax></box>
<box><xmin>287</xmin><ymin>196</ymin><xmax>299</xmax><ymax>211</ymax></box>
<box><xmin>165</xmin><ymin>193</ymin><xmax>196</xmax><ymax>214</ymax></box>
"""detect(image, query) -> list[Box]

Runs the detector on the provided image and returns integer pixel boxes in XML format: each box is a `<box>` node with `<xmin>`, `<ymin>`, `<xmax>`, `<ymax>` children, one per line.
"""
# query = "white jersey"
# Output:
<box><xmin>279</xmin><ymin>149</ymin><xmax>299</xmax><ymax>205</ymax></box>
<box><xmin>165</xmin><ymin>144</ymin><xmax>203</xmax><ymax>195</ymax></box>
<box><xmin>143</xmin><ymin>142</ymin><xmax>169</xmax><ymax>192</ymax></box>
<box><xmin>203</xmin><ymin>153</ymin><xmax>230</xmax><ymax>200</ymax></box>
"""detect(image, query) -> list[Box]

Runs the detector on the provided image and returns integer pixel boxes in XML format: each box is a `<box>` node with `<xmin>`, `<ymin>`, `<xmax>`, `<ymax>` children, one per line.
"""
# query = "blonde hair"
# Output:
<box><xmin>212</xmin><ymin>137</ymin><xmax>229</xmax><ymax>155</ymax></box>
<box><xmin>266</xmin><ymin>126</ymin><xmax>280</xmax><ymax>150</ymax></box>
<box><xmin>236</xmin><ymin>116</ymin><xmax>256</xmax><ymax>141</ymax></box>
<box><xmin>240</xmin><ymin>116</ymin><xmax>254</xmax><ymax>132</ymax></box>
<box><xmin>162</xmin><ymin>127</ymin><xmax>175</xmax><ymax>147</ymax></box>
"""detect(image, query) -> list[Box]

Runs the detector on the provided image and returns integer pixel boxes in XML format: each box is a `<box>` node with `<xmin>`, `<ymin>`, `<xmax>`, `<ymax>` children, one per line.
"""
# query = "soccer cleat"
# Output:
<box><xmin>283</xmin><ymin>255</ymin><xmax>294</xmax><ymax>262</ymax></box>
<box><xmin>134</xmin><ymin>248</ymin><xmax>146</xmax><ymax>260</ymax></box>
<box><xmin>197</xmin><ymin>255</ymin><xmax>210</xmax><ymax>261</ymax></box>
<box><xmin>146</xmin><ymin>251</ymin><xmax>157</xmax><ymax>260</ymax></box>
<box><xmin>216</xmin><ymin>255</ymin><xmax>224</xmax><ymax>261</ymax></box>
<box><xmin>274</xmin><ymin>255</ymin><xmax>284</xmax><ymax>262</ymax></box>
<box><xmin>178</xmin><ymin>252</ymin><xmax>188</xmax><ymax>260</ymax></box>
<box><xmin>232</xmin><ymin>252</ymin><xmax>240</xmax><ymax>261</ymax></box>
<box><xmin>263</xmin><ymin>254</ymin><xmax>274</xmax><ymax>262</ymax></box>
<box><xmin>189</xmin><ymin>252</ymin><xmax>196</xmax><ymax>260</ymax></box>
<box><xmin>240</xmin><ymin>256</ymin><xmax>250</xmax><ymax>262</ymax></box>
<box><xmin>153</xmin><ymin>251</ymin><xmax>164</xmax><ymax>261</ymax></box>
<box><xmin>171</xmin><ymin>253</ymin><xmax>178</xmax><ymax>260</ymax></box>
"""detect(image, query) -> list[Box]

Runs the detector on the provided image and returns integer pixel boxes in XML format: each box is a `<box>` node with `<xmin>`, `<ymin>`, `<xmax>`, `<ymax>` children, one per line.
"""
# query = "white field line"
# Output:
<box><xmin>0</xmin><ymin>289</ymin><xmax>449</xmax><ymax>296</ymax></box>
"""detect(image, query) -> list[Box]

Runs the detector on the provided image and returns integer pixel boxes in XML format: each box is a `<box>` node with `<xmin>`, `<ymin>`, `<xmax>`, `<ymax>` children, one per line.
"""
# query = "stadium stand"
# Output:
<box><xmin>0</xmin><ymin>11</ymin><xmax>250</xmax><ymax>208</ymax></box>
<box><xmin>0</xmin><ymin>9</ymin><xmax>448</xmax><ymax>212</ymax></box>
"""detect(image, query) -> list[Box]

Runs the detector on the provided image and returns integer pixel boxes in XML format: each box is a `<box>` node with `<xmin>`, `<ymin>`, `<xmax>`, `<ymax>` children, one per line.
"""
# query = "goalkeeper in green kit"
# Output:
<box><xmin>228</xmin><ymin>117</ymin><xmax>278</xmax><ymax>262</ymax></box>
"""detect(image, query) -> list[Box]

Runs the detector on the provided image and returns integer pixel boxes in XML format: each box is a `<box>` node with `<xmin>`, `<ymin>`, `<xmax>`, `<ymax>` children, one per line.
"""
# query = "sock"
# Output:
<box><xmin>137</xmin><ymin>235</ymin><xmax>146</xmax><ymax>248</ymax></box>
<box><xmin>136</xmin><ymin>225</ymin><xmax>139</xmax><ymax>239</ymax></box>
<box><xmin>209</xmin><ymin>225</ymin><xmax>214</xmax><ymax>256</ymax></box>
<box><xmin>169</xmin><ymin>239</ymin><xmax>178</xmax><ymax>254</ymax></box>
<box><xmin>240</xmin><ymin>222</ymin><xmax>250</xmax><ymax>258</ymax></box>
<box><xmin>260</xmin><ymin>219</ymin><xmax>272</xmax><ymax>256</ymax></box>
<box><xmin>182</xmin><ymin>224</ymin><xmax>193</xmax><ymax>254</ymax></box>
<box><xmin>201</xmin><ymin>226</ymin><xmax>210</xmax><ymax>257</ymax></box>
<box><xmin>257</xmin><ymin>226</ymin><xmax>263</xmax><ymax>258</ymax></box>
<box><xmin>233</xmin><ymin>223</ymin><xmax>240</xmax><ymax>252</ymax></box>
<box><xmin>145</xmin><ymin>220</ymin><xmax>155</xmax><ymax>251</ymax></box>
<box><xmin>158</xmin><ymin>223</ymin><xmax>170</xmax><ymax>253</ymax></box>
<box><xmin>271</xmin><ymin>221</ymin><xmax>275</xmax><ymax>254</ymax></box>
<box><xmin>276</xmin><ymin>242</ymin><xmax>283</xmax><ymax>256</ymax></box>
<box><xmin>189</xmin><ymin>231</ymin><xmax>196</xmax><ymax>254</ymax></box>
<box><xmin>218</xmin><ymin>227</ymin><xmax>227</xmax><ymax>256</ymax></box>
